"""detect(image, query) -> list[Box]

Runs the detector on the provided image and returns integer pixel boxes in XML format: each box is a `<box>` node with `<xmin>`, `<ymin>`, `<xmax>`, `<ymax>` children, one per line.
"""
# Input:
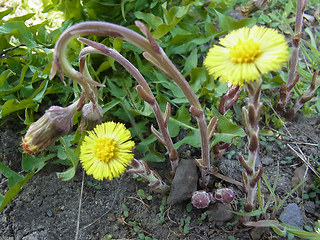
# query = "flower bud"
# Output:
<box><xmin>212</xmin><ymin>188</ymin><xmax>235</xmax><ymax>204</ymax></box>
<box><xmin>21</xmin><ymin>102</ymin><xmax>78</xmax><ymax>154</ymax></box>
<box><xmin>79</xmin><ymin>101</ymin><xmax>103</xmax><ymax>131</ymax></box>
<box><xmin>191</xmin><ymin>190</ymin><xmax>213</xmax><ymax>209</ymax></box>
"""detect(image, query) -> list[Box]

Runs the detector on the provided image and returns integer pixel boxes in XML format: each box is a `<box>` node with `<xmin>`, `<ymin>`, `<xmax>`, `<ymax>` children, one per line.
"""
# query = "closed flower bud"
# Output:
<box><xmin>79</xmin><ymin>101</ymin><xmax>103</xmax><ymax>131</ymax></box>
<box><xmin>191</xmin><ymin>190</ymin><xmax>213</xmax><ymax>209</ymax></box>
<box><xmin>21</xmin><ymin>102</ymin><xmax>78</xmax><ymax>154</ymax></box>
<box><xmin>212</xmin><ymin>188</ymin><xmax>235</xmax><ymax>204</ymax></box>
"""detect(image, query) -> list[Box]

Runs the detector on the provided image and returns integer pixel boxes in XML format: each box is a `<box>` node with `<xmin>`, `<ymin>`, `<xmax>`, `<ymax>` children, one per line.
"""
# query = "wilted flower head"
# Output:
<box><xmin>21</xmin><ymin>102</ymin><xmax>78</xmax><ymax>154</ymax></box>
<box><xmin>79</xmin><ymin>101</ymin><xmax>103</xmax><ymax>131</ymax></box>
<box><xmin>204</xmin><ymin>25</ymin><xmax>289</xmax><ymax>86</ymax></box>
<box><xmin>80</xmin><ymin>121</ymin><xmax>135</xmax><ymax>180</ymax></box>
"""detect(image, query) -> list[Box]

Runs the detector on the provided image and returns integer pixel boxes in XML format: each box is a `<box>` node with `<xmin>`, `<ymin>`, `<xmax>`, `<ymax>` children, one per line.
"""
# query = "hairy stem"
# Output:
<box><xmin>276</xmin><ymin>0</ymin><xmax>307</xmax><ymax>112</ymax></box>
<box><xmin>51</xmin><ymin>21</ymin><xmax>211</xmax><ymax>186</ymax></box>
<box><xmin>240</xmin><ymin>79</ymin><xmax>263</xmax><ymax>213</ymax></box>
<box><xmin>78</xmin><ymin>41</ymin><xmax>179</xmax><ymax>173</ymax></box>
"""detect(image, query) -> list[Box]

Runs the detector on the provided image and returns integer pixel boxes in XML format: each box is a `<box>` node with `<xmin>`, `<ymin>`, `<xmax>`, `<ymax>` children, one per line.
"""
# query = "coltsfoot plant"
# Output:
<box><xmin>17</xmin><ymin>1</ymin><xmax>319</xmax><ymax>238</ymax></box>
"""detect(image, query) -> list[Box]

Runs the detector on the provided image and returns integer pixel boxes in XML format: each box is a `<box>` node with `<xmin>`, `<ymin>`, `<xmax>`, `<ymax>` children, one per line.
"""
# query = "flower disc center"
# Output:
<box><xmin>94</xmin><ymin>137</ymin><xmax>117</xmax><ymax>162</ymax></box>
<box><xmin>229</xmin><ymin>39</ymin><xmax>262</xmax><ymax>64</ymax></box>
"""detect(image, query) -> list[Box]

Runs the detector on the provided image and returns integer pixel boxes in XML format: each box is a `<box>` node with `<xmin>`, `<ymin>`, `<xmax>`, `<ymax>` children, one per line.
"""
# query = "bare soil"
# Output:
<box><xmin>0</xmin><ymin>114</ymin><xmax>319</xmax><ymax>240</ymax></box>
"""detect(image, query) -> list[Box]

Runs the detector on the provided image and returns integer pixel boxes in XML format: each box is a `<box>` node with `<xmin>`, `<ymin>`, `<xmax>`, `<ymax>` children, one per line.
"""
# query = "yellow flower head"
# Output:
<box><xmin>204</xmin><ymin>25</ymin><xmax>289</xmax><ymax>86</ymax></box>
<box><xmin>80</xmin><ymin>121</ymin><xmax>135</xmax><ymax>180</ymax></box>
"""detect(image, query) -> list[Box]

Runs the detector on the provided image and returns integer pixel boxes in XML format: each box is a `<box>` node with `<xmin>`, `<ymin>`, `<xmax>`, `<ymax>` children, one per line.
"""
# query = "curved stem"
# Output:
<box><xmin>78</xmin><ymin>43</ymin><xmax>178</xmax><ymax>172</ymax></box>
<box><xmin>51</xmin><ymin>21</ymin><xmax>210</xmax><ymax>184</ymax></box>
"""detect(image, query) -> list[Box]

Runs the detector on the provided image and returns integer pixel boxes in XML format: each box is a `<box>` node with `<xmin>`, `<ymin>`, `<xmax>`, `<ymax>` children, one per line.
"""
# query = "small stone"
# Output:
<box><xmin>208</xmin><ymin>203</ymin><xmax>234</xmax><ymax>222</ymax></box>
<box><xmin>304</xmin><ymin>201</ymin><xmax>315</xmax><ymax>215</ymax></box>
<box><xmin>167</xmin><ymin>159</ymin><xmax>198</xmax><ymax>205</ymax></box>
<box><xmin>250</xmin><ymin>227</ymin><xmax>267</xmax><ymax>240</ymax></box>
<box><xmin>46</xmin><ymin>210</ymin><xmax>53</xmax><ymax>217</ymax></box>
<box><xmin>261</xmin><ymin>156</ymin><xmax>274</xmax><ymax>166</ymax></box>
<box><xmin>22</xmin><ymin>230</ymin><xmax>47</xmax><ymax>240</ymax></box>
<box><xmin>291</xmin><ymin>165</ymin><xmax>312</xmax><ymax>188</ymax></box>
<box><xmin>255</xmin><ymin>156</ymin><xmax>262</xmax><ymax>168</ymax></box>
<box><xmin>279</xmin><ymin>203</ymin><xmax>304</xmax><ymax>229</ymax></box>
<box><xmin>218</xmin><ymin>159</ymin><xmax>241</xmax><ymax>182</ymax></box>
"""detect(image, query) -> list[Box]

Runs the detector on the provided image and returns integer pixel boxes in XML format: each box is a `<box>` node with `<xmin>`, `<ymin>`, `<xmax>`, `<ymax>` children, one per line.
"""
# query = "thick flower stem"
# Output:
<box><xmin>286</xmin><ymin>70</ymin><xmax>320</xmax><ymax>120</ymax></box>
<box><xmin>78</xmin><ymin>41</ymin><xmax>178</xmax><ymax>173</ymax></box>
<box><xmin>219</xmin><ymin>85</ymin><xmax>240</xmax><ymax>115</ymax></box>
<box><xmin>135</xmin><ymin>22</ymin><xmax>210</xmax><ymax>186</ymax></box>
<box><xmin>128</xmin><ymin>159</ymin><xmax>170</xmax><ymax>194</ymax></box>
<box><xmin>240</xmin><ymin>79</ymin><xmax>263</xmax><ymax>212</ymax></box>
<box><xmin>198</xmin><ymin>112</ymin><xmax>211</xmax><ymax>186</ymax></box>
<box><xmin>212</xmin><ymin>85</ymin><xmax>240</xmax><ymax>161</ymax></box>
<box><xmin>276</xmin><ymin>0</ymin><xmax>308</xmax><ymax>113</ymax></box>
<box><xmin>51</xmin><ymin>21</ymin><xmax>211</xmax><ymax>185</ymax></box>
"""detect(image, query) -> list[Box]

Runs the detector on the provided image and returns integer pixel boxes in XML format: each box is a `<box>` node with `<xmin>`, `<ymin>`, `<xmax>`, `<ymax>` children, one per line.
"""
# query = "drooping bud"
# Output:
<box><xmin>21</xmin><ymin>101</ymin><xmax>78</xmax><ymax>154</ymax></box>
<box><xmin>79</xmin><ymin>101</ymin><xmax>103</xmax><ymax>131</ymax></box>
<box><xmin>212</xmin><ymin>188</ymin><xmax>235</xmax><ymax>204</ymax></box>
<box><xmin>191</xmin><ymin>190</ymin><xmax>213</xmax><ymax>209</ymax></box>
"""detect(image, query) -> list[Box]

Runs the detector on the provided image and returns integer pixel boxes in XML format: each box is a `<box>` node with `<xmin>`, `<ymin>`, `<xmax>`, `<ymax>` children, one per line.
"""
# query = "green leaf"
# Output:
<box><xmin>168</xmin><ymin>105</ymin><xmax>194</xmax><ymax>138</ymax></box>
<box><xmin>29</xmin><ymin>79</ymin><xmax>49</xmax><ymax>102</ymax></box>
<box><xmin>0</xmin><ymin>22</ymin><xmax>37</xmax><ymax>48</ymax></box>
<box><xmin>152</xmin><ymin>4</ymin><xmax>191</xmax><ymax>39</ymax></box>
<box><xmin>56</xmin><ymin>136</ymin><xmax>80</xmax><ymax>181</ymax></box>
<box><xmin>184</xmin><ymin>224</ymin><xmax>190</xmax><ymax>234</ymax></box>
<box><xmin>0</xmin><ymin>194</ymin><xmax>4</xmax><ymax>206</ymax></box>
<box><xmin>0</xmin><ymin>162</ymin><xmax>24</xmax><ymax>188</ymax></box>
<box><xmin>189</xmin><ymin>67</ymin><xmax>206</xmax><ymax>93</ymax></box>
<box><xmin>243</xmin><ymin>220</ymin><xmax>290</xmax><ymax>238</ymax></box>
<box><xmin>102</xmin><ymin>99</ymin><xmax>120</xmax><ymax>113</ymax></box>
<box><xmin>85</xmin><ymin>1</ymin><xmax>120</xmax><ymax>22</ymax></box>
<box><xmin>22</xmin><ymin>153</ymin><xmax>55</xmax><ymax>172</ymax></box>
<box><xmin>0</xmin><ymin>69</ymin><xmax>15</xmax><ymax>88</ymax></box>
<box><xmin>141</xmin><ymin>148</ymin><xmax>165</xmax><ymax>162</ymax></box>
<box><xmin>0</xmin><ymin>8</ymin><xmax>13</xmax><ymax>20</ymax></box>
<box><xmin>1</xmin><ymin>99</ymin><xmax>37</xmax><ymax>117</ymax></box>
<box><xmin>0</xmin><ymin>171</ymin><xmax>35</xmax><ymax>212</ymax></box>
<box><xmin>58</xmin><ymin>0</ymin><xmax>84</xmax><ymax>21</ymax></box>
<box><xmin>136</xmin><ymin>135</ymin><xmax>157</xmax><ymax>154</ymax></box>
<box><xmin>214</xmin><ymin>10</ymin><xmax>255</xmax><ymax>32</ymax></box>
<box><xmin>134</xmin><ymin>11</ymin><xmax>163</xmax><ymax>29</ymax></box>
<box><xmin>232</xmin><ymin>209</ymin><xmax>264</xmax><ymax>217</ymax></box>
<box><xmin>7</xmin><ymin>13</ymin><xmax>35</xmax><ymax>23</ymax></box>
<box><xmin>174</xmin><ymin>129</ymin><xmax>201</xmax><ymax>149</ymax></box>
<box><xmin>183</xmin><ymin>48</ymin><xmax>198</xmax><ymax>75</ymax></box>
<box><xmin>210</xmin><ymin>108</ymin><xmax>246</xmax><ymax>146</ymax></box>
<box><xmin>262</xmin><ymin>75</ymin><xmax>285</xmax><ymax>90</ymax></box>
<box><xmin>214</xmin><ymin>81</ymin><xmax>228</xmax><ymax>97</ymax></box>
<box><xmin>106</xmin><ymin>77</ymin><xmax>127</xmax><ymax>98</ymax></box>
<box><xmin>0</xmin><ymin>63</ymin><xmax>29</xmax><ymax>98</ymax></box>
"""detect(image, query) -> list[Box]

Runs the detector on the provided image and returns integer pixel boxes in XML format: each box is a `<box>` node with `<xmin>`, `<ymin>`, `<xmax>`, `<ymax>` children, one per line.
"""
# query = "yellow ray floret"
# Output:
<box><xmin>80</xmin><ymin>121</ymin><xmax>135</xmax><ymax>180</ymax></box>
<box><xmin>204</xmin><ymin>25</ymin><xmax>289</xmax><ymax>86</ymax></box>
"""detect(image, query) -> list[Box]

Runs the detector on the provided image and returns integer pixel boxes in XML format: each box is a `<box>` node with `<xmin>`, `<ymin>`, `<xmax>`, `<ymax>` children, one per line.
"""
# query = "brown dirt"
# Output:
<box><xmin>0</xmin><ymin>114</ymin><xmax>319</xmax><ymax>240</ymax></box>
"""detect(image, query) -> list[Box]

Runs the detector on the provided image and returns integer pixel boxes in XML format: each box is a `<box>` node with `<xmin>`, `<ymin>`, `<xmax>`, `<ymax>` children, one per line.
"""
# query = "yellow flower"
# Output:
<box><xmin>80</xmin><ymin>122</ymin><xmax>135</xmax><ymax>180</ymax></box>
<box><xmin>204</xmin><ymin>25</ymin><xmax>289</xmax><ymax>86</ymax></box>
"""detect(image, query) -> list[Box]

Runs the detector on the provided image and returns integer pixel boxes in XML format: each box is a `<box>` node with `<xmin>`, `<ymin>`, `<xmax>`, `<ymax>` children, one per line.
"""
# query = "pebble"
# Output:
<box><xmin>304</xmin><ymin>201</ymin><xmax>316</xmax><ymax>215</ymax></box>
<box><xmin>167</xmin><ymin>159</ymin><xmax>198</xmax><ymax>205</ymax></box>
<box><xmin>208</xmin><ymin>203</ymin><xmax>234</xmax><ymax>222</ymax></box>
<box><xmin>250</xmin><ymin>227</ymin><xmax>266</xmax><ymax>240</ymax></box>
<box><xmin>279</xmin><ymin>203</ymin><xmax>304</xmax><ymax>229</ymax></box>
<box><xmin>46</xmin><ymin>210</ymin><xmax>53</xmax><ymax>217</ymax></box>
<box><xmin>261</xmin><ymin>156</ymin><xmax>274</xmax><ymax>166</ymax></box>
<box><xmin>21</xmin><ymin>230</ymin><xmax>47</xmax><ymax>240</ymax></box>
